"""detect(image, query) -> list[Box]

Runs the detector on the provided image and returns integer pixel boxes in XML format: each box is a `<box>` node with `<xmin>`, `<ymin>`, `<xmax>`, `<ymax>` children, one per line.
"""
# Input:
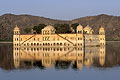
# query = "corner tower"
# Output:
<box><xmin>76</xmin><ymin>24</ymin><xmax>84</xmax><ymax>47</ymax></box>
<box><xmin>13</xmin><ymin>25</ymin><xmax>20</xmax><ymax>46</ymax></box>
<box><xmin>99</xmin><ymin>26</ymin><xmax>105</xmax><ymax>46</ymax></box>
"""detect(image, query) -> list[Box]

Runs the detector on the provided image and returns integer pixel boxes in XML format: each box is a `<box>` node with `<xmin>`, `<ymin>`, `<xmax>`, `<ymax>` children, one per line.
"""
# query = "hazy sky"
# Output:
<box><xmin>0</xmin><ymin>0</ymin><xmax>120</xmax><ymax>20</ymax></box>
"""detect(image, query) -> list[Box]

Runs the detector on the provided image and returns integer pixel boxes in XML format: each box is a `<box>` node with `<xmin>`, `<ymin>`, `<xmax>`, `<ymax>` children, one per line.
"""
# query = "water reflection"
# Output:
<box><xmin>0</xmin><ymin>43</ymin><xmax>120</xmax><ymax>71</ymax></box>
<box><xmin>0</xmin><ymin>44</ymin><xmax>13</xmax><ymax>70</ymax></box>
<box><xmin>13</xmin><ymin>45</ymin><xmax>106</xmax><ymax>70</ymax></box>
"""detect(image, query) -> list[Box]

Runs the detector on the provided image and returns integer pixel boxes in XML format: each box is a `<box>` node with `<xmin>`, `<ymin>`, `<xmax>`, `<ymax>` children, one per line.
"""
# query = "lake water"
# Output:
<box><xmin>0</xmin><ymin>42</ymin><xmax>120</xmax><ymax>80</ymax></box>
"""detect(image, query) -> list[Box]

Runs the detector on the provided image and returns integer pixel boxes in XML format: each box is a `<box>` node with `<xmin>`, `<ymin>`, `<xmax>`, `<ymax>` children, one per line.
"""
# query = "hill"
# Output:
<box><xmin>0</xmin><ymin>14</ymin><xmax>120</xmax><ymax>41</ymax></box>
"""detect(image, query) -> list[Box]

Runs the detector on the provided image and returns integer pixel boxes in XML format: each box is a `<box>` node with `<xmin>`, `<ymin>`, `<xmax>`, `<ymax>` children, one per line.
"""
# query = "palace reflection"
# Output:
<box><xmin>13</xmin><ymin>45</ymin><xmax>106</xmax><ymax>69</ymax></box>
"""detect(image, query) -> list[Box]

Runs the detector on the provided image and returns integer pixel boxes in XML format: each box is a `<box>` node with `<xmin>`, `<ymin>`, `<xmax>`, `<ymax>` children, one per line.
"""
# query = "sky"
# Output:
<box><xmin>0</xmin><ymin>0</ymin><xmax>120</xmax><ymax>20</ymax></box>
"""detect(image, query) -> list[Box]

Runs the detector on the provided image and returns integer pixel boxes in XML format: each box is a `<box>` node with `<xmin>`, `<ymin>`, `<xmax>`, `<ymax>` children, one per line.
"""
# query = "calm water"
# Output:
<box><xmin>0</xmin><ymin>42</ymin><xmax>120</xmax><ymax>80</ymax></box>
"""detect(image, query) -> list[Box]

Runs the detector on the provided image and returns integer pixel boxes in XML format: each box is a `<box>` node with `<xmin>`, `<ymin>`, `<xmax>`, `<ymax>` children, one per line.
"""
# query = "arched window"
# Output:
<box><xmin>60</xmin><ymin>43</ymin><xmax>62</xmax><ymax>46</ymax></box>
<box><xmin>54</xmin><ymin>48</ymin><xmax>56</xmax><ymax>51</ymax></box>
<box><xmin>34</xmin><ymin>48</ymin><xmax>36</xmax><ymax>51</ymax></box>
<box><xmin>57</xmin><ymin>48</ymin><xmax>59</xmax><ymax>51</ymax></box>
<box><xmin>64</xmin><ymin>43</ymin><xmax>66</xmax><ymax>46</ymax></box>
<box><xmin>57</xmin><ymin>43</ymin><xmax>59</xmax><ymax>46</ymax></box>
<box><xmin>43</xmin><ymin>43</ymin><xmax>45</xmax><ymax>46</ymax></box>
<box><xmin>60</xmin><ymin>48</ymin><xmax>62</xmax><ymax>51</ymax></box>
<box><xmin>48</xmin><ymin>43</ymin><xmax>50</xmax><ymax>46</ymax></box>
<box><xmin>64</xmin><ymin>48</ymin><xmax>66</xmax><ymax>51</ymax></box>
<box><xmin>24</xmin><ymin>44</ymin><xmax>26</xmax><ymax>46</ymax></box>
<box><xmin>80</xmin><ymin>43</ymin><xmax>82</xmax><ymax>46</ymax></box>
<box><xmin>37</xmin><ymin>43</ymin><xmax>39</xmax><ymax>46</ymax></box>
<box><xmin>27</xmin><ymin>48</ymin><xmax>29</xmax><ymax>51</ymax></box>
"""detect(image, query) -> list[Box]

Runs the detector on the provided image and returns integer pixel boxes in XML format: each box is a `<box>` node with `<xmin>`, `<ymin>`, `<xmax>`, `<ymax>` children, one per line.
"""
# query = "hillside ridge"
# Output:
<box><xmin>0</xmin><ymin>14</ymin><xmax>120</xmax><ymax>41</ymax></box>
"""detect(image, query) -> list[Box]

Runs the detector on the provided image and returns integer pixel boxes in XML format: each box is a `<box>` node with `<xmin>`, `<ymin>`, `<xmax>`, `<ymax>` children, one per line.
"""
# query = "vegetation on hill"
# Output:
<box><xmin>54</xmin><ymin>24</ymin><xmax>71</xmax><ymax>33</ymax></box>
<box><xmin>24</xmin><ymin>28</ymin><xmax>31</xmax><ymax>34</ymax></box>
<box><xmin>71</xmin><ymin>23</ymin><xmax>79</xmax><ymax>33</ymax></box>
<box><xmin>32</xmin><ymin>24</ymin><xmax>46</xmax><ymax>34</ymax></box>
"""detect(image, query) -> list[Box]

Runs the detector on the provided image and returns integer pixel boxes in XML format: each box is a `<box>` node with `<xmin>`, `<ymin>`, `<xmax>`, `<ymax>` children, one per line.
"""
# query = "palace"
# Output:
<box><xmin>13</xmin><ymin>24</ymin><xmax>106</xmax><ymax>69</ymax></box>
<box><xmin>13</xmin><ymin>24</ymin><xmax>105</xmax><ymax>47</ymax></box>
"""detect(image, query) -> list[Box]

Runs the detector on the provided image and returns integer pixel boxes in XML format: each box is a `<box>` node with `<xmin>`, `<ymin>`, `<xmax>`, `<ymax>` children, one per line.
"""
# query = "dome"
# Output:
<box><xmin>77</xmin><ymin>24</ymin><xmax>83</xmax><ymax>30</ymax></box>
<box><xmin>42</xmin><ymin>25</ymin><xmax>55</xmax><ymax>31</ymax></box>
<box><xmin>99</xmin><ymin>26</ymin><xmax>105</xmax><ymax>35</ymax></box>
<box><xmin>84</xmin><ymin>25</ymin><xmax>94</xmax><ymax>34</ymax></box>
<box><xmin>42</xmin><ymin>25</ymin><xmax>56</xmax><ymax>35</ymax></box>
<box><xmin>99</xmin><ymin>27</ymin><xmax>105</xmax><ymax>32</ymax></box>
<box><xmin>14</xmin><ymin>25</ymin><xmax>20</xmax><ymax>31</ymax></box>
<box><xmin>84</xmin><ymin>25</ymin><xmax>92</xmax><ymax>31</ymax></box>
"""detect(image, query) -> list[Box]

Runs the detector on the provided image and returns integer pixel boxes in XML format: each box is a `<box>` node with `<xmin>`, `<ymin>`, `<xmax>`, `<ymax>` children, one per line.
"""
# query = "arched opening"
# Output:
<box><xmin>60</xmin><ymin>48</ymin><xmax>62</xmax><ymax>51</ymax></box>
<box><xmin>34</xmin><ymin>48</ymin><xmax>36</xmax><ymax>51</ymax></box>
<box><xmin>60</xmin><ymin>43</ymin><xmax>62</xmax><ymax>46</ymax></box>
<box><xmin>48</xmin><ymin>43</ymin><xmax>50</xmax><ymax>46</ymax></box>
<box><xmin>64</xmin><ymin>43</ymin><xmax>66</xmax><ymax>46</ymax></box>
<box><xmin>57</xmin><ymin>43</ymin><xmax>59</xmax><ymax>46</ymax></box>
<box><xmin>53</xmin><ymin>43</ymin><xmax>56</xmax><ymax>46</ymax></box>
<box><xmin>68</xmin><ymin>44</ymin><xmax>70</xmax><ymax>46</ymax></box>
<box><xmin>43</xmin><ymin>43</ymin><xmax>45</xmax><ymax>46</ymax></box>
<box><xmin>37</xmin><ymin>43</ymin><xmax>39</xmax><ymax>46</ymax></box>
<box><xmin>57</xmin><ymin>48</ymin><xmax>59</xmax><ymax>51</ymax></box>
<box><xmin>45</xmin><ymin>43</ymin><xmax>47</xmax><ymax>46</ymax></box>
<box><xmin>27</xmin><ymin>43</ymin><xmax>29</xmax><ymax>46</ymax></box>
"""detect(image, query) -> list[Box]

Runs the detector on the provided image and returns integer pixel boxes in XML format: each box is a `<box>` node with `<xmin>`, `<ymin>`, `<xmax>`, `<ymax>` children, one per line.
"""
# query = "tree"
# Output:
<box><xmin>54</xmin><ymin>24</ymin><xmax>71</xmax><ymax>33</ymax></box>
<box><xmin>71</xmin><ymin>23</ymin><xmax>79</xmax><ymax>32</ymax></box>
<box><xmin>24</xmin><ymin>28</ymin><xmax>31</xmax><ymax>34</ymax></box>
<box><xmin>32</xmin><ymin>24</ymin><xmax>46</xmax><ymax>34</ymax></box>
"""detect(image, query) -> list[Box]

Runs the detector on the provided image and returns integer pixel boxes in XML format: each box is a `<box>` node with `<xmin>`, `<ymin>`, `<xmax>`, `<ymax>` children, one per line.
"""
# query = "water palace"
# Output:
<box><xmin>13</xmin><ymin>24</ymin><xmax>105</xmax><ymax>47</ymax></box>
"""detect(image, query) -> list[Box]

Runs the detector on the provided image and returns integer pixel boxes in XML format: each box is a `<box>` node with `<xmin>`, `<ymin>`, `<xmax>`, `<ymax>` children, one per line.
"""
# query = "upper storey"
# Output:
<box><xmin>76</xmin><ymin>24</ymin><xmax>94</xmax><ymax>35</ymax></box>
<box><xmin>77</xmin><ymin>24</ymin><xmax>83</xmax><ymax>34</ymax></box>
<box><xmin>99</xmin><ymin>27</ymin><xmax>105</xmax><ymax>35</ymax></box>
<box><xmin>41</xmin><ymin>25</ymin><xmax>56</xmax><ymax>35</ymax></box>
<box><xmin>84</xmin><ymin>25</ymin><xmax>94</xmax><ymax>34</ymax></box>
<box><xmin>13</xmin><ymin>24</ymin><xmax>105</xmax><ymax>35</ymax></box>
<box><xmin>76</xmin><ymin>24</ymin><xmax>105</xmax><ymax>35</ymax></box>
<box><xmin>13</xmin><ymin>25</ymin><xmax>20</xmax><ymax>35</ymax></box>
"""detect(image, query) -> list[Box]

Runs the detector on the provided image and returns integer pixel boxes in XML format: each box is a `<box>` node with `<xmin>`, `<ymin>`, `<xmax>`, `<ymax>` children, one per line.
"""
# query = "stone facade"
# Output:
<box><xmin>13</xmin><ymin>24</ymin><xmax>105</xmax><ymax>47</ymax></box>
